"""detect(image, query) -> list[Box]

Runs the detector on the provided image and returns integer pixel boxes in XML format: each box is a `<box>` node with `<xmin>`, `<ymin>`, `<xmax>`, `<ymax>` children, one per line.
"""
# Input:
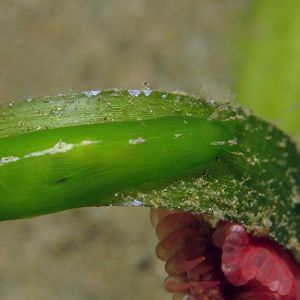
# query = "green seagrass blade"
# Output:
<box><xmin>0</xmin><ymin>90</ymin><xmax>299</xmax><ymax>261</ymax></box>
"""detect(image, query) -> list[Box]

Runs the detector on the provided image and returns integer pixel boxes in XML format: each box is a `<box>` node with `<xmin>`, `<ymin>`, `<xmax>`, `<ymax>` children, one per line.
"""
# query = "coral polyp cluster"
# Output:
<box><xmin>150</xmin><ymin>208</ymin><xmax>300</xmax><ymax>300</ymax></box>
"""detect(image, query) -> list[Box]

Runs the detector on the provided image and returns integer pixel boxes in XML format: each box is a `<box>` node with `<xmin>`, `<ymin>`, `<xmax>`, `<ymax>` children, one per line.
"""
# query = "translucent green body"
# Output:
<box><xmin>0</xmin><ymin>116</ymin><xmax>233</xmax><ymax>220</ymax></box>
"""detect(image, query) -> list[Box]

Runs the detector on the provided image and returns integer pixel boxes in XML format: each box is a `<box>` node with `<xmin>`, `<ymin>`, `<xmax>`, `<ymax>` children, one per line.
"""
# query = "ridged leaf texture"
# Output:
<box><xmin>0</xmin><ymin>90</ymin><xmax>299</xmax><ymax>261</ymax></box>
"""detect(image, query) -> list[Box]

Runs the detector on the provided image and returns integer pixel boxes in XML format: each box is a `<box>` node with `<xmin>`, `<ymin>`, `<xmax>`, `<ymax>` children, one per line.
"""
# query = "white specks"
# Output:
<box><xmin>83</xmin><ymin>90</ymin><xmax>101</xmax><ymax>97</ymax></box>
<box><xmin>222</xmin><ymin>115</ymin><xmax>245</xmax><ymax>122</ymax></box>
<box><xmin>243</xmin><ymin>107</ymin><xmax>252</xmax><ymax>117</ymax></box>
<box><xmin>128</xmin><ymin>89</ymin><xmax>141</xmax><ymax>97</ymax></box>
<box><xmin>278</xmin><ymin>138</ymin><xmax>287</xmax><ymax>149</ymax></box>
<box><xmin>162</xmin><ymin>94</ymin><xmax>168</xmax><ymax>99</ymax></box>
<box><xmin>262</xmin><ymin>217</ymin><xmax>272</xmax><ymax>228</ymax></box>
<box><xmin>123</xmin><ymin>200</ymin><xmax>143</xmax><ymax>207</ymax></box>
<box><xmin>207</xmin><ymin>104</ymin><xmax>229</xmax><ymax>121</ymax></box>
<box><xmin>246</xmin><ymin>154</ymin><xmax>259</xmax><ymax>166</ymax></box>
<box><xmin>143</xmin><ymin>87</ymin><xmax>152</xmax><ymax>97</ymax></box>
<box><xmin>228</xmin><ymin>151</ymin><xmax>245</xmax><ymax>157</ymax></box>
<box><xmin>80</xmin><ymin>140</ymin><xmax>101</xmax><ymax>146</ymax></box>
<box><xmin>128</xmin><ymin>137</ymin><xmax>146</xmax><ymax>145</ymax></box>
<box><xmin>211</xmin><ymin>138</ymin><xmax>237</xmax><ymax>146</ymax></box>
<box><xmin>291</xmin><ymin>185</ymin><xmax>300</xmax><ymax>206</ymax></box>
<box><xmin>24</xmin><ymin>141</ymin><xmax>74</xmax><ymax>158</ymax></box>
<box><xmin>132</xmin><ymin>199</ymin><xmax>142</xmax><ymax>206</ymax></box>
<box><xmin>227</xmin><ymin>138</ymin><xmax>238</xmax><ymax>146</ymax></box>
<box><xmin>174</xmin><ymin>133</ymin><xmax>182</xmax><ymax>139</ymax></box>
<box><xmin>212</xmin><ymin>141</ymin><xmax>227</xmax><ymax>146</ymax></box>
<box><xmin>0</xmin><ymin>156</ymin><xmax>20</xmax><ymax>166</ymax></box>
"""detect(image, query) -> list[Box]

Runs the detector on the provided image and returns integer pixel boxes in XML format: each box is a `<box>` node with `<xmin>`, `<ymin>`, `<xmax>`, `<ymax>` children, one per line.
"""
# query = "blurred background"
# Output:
<box><xmin>0</xmin><ymin>1</ymin><xmax>299</xmax><ymax>299</ymax></box>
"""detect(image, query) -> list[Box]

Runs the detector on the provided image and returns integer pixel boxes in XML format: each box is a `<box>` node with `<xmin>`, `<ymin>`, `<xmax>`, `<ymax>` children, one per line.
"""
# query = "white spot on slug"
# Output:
<box><xmin>128</xmin><ymin>137</ymin><xmax>146</xmax><ymax>145</ymax></box>
<box><xmin>128</xmin><ymin>89</ymin><xmax>141</xmax><ymax>97</ymax></box>
<box><xmin>24</xmin><ymin>140</ymin><xmax>101</xmax><ymax>158</ymax></box>
<box><xmin>1</xmin><ymin>140</ymin><xmax>102</xmax><ymax>167</ymax></box>
<box><xmin>174</xmin><ymin>133</ymin><xmax>182</xmax><ymax>139</ymax></box>
<box><xmin>24</xmin><ymin>142</ymin><xmax>74</xmax><ymax>158</ymax></box>
<box><xmin>83</xmin><ymin>90</ymin><xmax>101</xmax><ymax>97</ymax></box>
<box><xmin>0</xmin><ymin>156</ymin><xmax>20</xmax><ymax>166</ymax></box>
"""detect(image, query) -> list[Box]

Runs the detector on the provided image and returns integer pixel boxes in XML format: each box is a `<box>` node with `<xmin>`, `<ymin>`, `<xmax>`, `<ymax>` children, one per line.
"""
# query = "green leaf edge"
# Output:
<box><xmin>1</xmin><ymin>89</ymin><xmax>300</xmax><ymax>262</ymax></box>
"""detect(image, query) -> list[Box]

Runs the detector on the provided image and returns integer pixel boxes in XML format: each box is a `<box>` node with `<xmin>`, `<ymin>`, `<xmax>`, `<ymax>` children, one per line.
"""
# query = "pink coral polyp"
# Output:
<box><xmin>150</xmin><ymin>208</ymin><xmax>300</xmax><ymax>300</ymax></box>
